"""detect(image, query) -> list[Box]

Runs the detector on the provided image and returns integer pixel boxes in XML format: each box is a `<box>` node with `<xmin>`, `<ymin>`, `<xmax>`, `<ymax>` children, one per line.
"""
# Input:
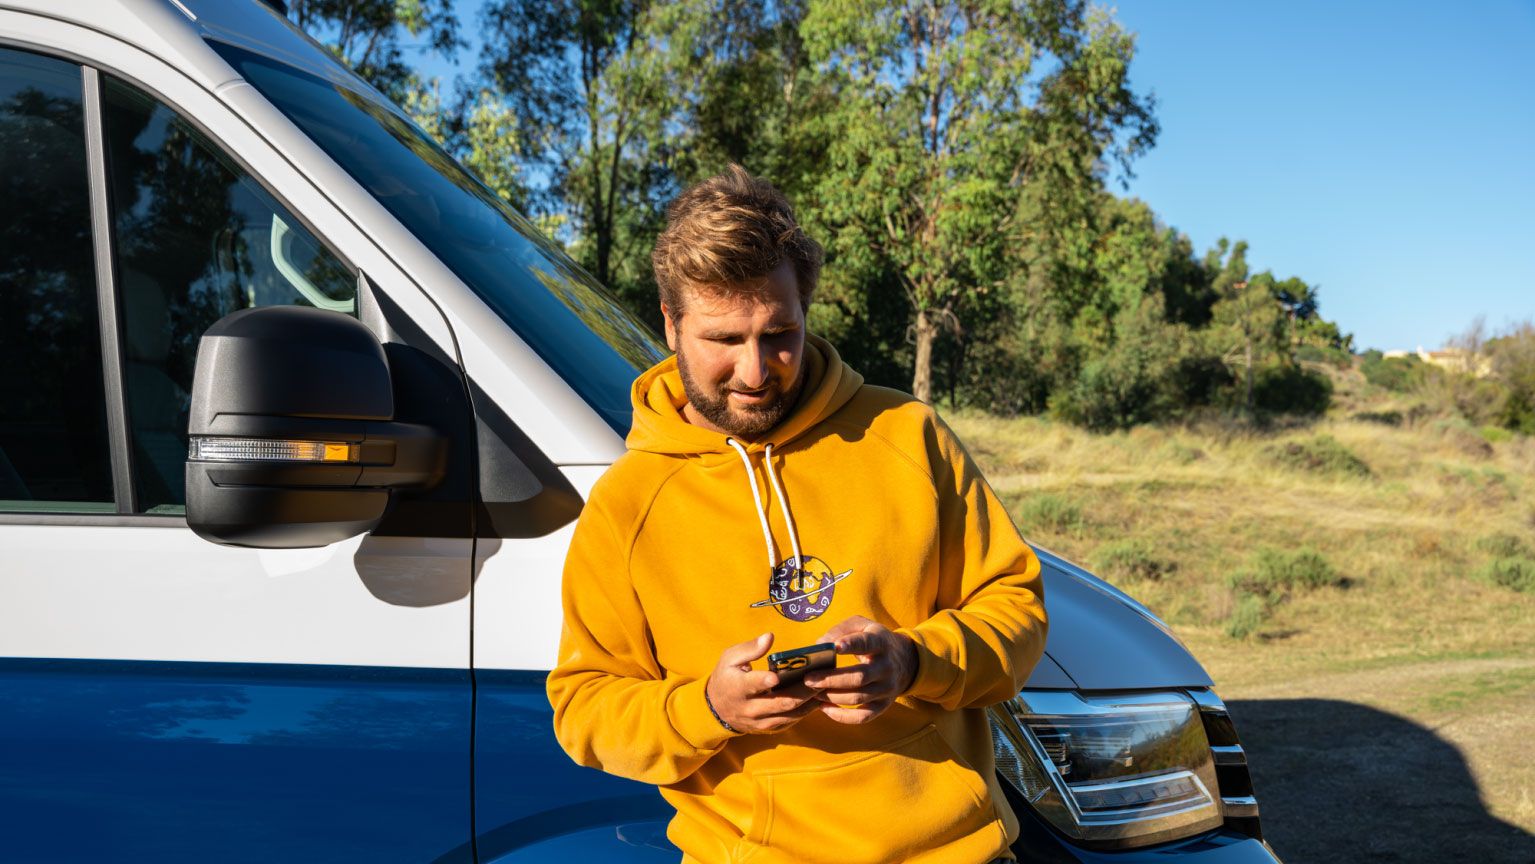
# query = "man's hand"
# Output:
<box><xmin>704</xmin><ymin>633</ymin><xmax>821</xmax><ymax>734</ymax></box>
<box><xmin>803</xmin><ymin>616</ymin><xmax>919</xmax><ymax>725</ymax></box>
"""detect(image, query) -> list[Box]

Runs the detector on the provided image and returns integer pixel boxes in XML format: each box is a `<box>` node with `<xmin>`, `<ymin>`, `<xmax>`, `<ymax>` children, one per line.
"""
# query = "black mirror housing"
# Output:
<box><xmin>185</xmin><ymin>306</ymin><xmax>447</xmax><ymax>548</ymax></box>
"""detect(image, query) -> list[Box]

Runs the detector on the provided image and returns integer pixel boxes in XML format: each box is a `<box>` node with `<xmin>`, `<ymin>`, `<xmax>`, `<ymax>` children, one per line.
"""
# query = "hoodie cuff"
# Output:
<box><xmin>896</xmin><ymin>626</ymin><xmax>960</xmax><ymax>705</ymax></box>
<box><xmin>669</xmin><ymin>676</ymin><xmax>741</xmax><ymax>752</ymax></box>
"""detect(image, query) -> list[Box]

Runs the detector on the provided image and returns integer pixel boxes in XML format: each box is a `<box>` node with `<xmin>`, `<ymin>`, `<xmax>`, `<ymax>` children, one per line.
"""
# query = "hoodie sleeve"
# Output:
<box><xmin>546</xmin><ymin>490</ymin><xmax>737</xmax><ymax>786</ymax></box>
<box><xmin>896</xmin><ymin>412</ymin><xmax>1049</xmax><ymax>710</ymax></box>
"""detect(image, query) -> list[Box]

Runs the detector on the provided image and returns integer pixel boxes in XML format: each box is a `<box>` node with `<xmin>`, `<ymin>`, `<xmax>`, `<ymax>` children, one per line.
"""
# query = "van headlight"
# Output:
<box><xmin>989</xmin><ymin>691</ymin><xmax>1224</xmax><ymax>848</ymax></box>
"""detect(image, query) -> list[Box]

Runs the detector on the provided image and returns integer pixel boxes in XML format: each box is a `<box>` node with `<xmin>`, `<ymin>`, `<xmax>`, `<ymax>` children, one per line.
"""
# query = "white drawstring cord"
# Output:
<box><xmin>762</xmin><ymin>443</ymin><xmax>803</xmax><ymax>567</ymax></box>
<box><xmin>725</xmin><ymin>439</ymin><xmax>803</xmax><ymax>570</ymax></box>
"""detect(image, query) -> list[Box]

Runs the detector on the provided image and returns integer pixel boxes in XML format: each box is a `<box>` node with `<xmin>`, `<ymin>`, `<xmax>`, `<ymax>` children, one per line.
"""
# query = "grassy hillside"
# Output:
<box><xmin>948</xmin><ymin>362</ymin><xmax>1535</xmax><ymax>858</ymax></box>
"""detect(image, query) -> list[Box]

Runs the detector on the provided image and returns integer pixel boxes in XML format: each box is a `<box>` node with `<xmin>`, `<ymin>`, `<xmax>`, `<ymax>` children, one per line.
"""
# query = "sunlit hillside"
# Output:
<box><xmin>949</xmin><ymin>361</ymin><xmax>1535</xmax><ymax>858</ymax></box>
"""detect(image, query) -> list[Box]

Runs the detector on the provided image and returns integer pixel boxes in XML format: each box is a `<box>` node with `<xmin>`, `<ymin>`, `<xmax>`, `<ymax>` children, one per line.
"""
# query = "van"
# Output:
<box><xmin>0</xmin><ymin>1</ymin><xmax>1281</xmax><ymax>860</ymax></box>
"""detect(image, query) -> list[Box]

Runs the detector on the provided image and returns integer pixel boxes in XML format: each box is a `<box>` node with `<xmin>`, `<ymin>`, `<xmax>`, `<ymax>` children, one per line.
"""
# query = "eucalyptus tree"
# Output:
<box><xmin>800</xmin><ymin>0</ymin><xmax>1156</xmax><ymax>402</ymax></box>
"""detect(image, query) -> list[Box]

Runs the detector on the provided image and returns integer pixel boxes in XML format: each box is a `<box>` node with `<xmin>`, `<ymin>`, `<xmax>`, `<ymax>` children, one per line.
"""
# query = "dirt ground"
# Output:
<box><xmin>1212</xmin><ymin>655</ymin><xmax>1535</xmax><ymax>863</ymax></box>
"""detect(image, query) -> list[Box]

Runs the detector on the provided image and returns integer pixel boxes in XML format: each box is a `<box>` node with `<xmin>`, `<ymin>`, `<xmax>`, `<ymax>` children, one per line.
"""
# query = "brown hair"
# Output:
<box><xmin>651</xmin><ymin>164</ymin><xmax>823</xmax><ymax>317</ymax></box>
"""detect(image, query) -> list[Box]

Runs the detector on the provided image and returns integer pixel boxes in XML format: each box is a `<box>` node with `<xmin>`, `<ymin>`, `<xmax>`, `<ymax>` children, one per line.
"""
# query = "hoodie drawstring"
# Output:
<box><xmin>726</xmin><ymin>439</ymin><xmax>803</xmax><ymax>570</ymax></box>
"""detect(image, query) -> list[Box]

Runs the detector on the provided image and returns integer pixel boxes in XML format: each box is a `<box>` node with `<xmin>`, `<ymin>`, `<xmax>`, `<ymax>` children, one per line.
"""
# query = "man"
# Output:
<box><xmin>547</xmin><ymin>164</ymin><xmax>1048</xmax><ymax>864</ymax></box>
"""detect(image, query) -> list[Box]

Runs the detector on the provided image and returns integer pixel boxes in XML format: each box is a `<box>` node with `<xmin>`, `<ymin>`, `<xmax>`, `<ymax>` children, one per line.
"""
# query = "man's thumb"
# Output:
<box><xmin>725</xmin><ymin>632</ymin><xmax>774</xmax><ymax>666</ymax></box>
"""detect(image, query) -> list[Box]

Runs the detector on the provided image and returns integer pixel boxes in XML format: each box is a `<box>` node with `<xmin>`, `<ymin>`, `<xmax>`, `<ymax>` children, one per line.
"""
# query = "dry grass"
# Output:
<box><xmin>945</xmin><ymin>364</ymin><xmax>1535</xmax><ymax>846</ymax></box>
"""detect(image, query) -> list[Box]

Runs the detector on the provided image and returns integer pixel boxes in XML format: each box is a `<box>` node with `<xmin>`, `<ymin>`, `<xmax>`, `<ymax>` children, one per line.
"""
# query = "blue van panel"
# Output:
<box><xmin>473</xmin><ymin>670</ymin><xmax>680</xmax><ymax>862</ymax></box>
<box><xmin>0</xmin><ymin>658</ymin><xmax>471</xmax><ymax>864</ymax></box>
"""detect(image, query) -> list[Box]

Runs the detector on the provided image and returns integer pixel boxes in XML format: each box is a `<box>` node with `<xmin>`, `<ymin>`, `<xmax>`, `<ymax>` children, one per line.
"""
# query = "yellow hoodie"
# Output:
<box><xmin>548</xmin><ymin>335</ymin><xmax>1048</xmax><ymax>864</ymax></box>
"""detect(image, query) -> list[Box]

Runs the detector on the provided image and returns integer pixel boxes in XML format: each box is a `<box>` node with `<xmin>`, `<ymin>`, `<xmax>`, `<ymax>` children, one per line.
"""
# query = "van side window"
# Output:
<box><xmin>0</xmin><ymin>48</ymin><xmax>114</xmax><ymax>513</ymax></box>
<box><xmin>100</xmin><ymin>76</ymin><xmax>356</xmax><ymax>513</ymax></box>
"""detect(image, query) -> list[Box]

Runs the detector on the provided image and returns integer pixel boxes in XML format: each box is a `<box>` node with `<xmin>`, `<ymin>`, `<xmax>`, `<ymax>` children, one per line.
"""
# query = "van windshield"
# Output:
<box><xmin>209</xmin><ymin>41</ymin><xmax>666</xmax><ymax>434</ymax></box>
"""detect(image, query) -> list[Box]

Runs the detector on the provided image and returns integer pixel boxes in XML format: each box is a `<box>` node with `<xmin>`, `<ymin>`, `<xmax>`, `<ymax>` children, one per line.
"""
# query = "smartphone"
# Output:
<box><xmin>767</xmin><ymin>642</ymin><xmax>837</xmax><ymax>687</ymax></box>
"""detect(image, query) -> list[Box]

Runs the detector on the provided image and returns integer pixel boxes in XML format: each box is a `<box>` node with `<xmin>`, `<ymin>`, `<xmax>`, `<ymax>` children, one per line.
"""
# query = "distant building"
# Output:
<box><xmin>1408</xmin><ymin>346</ymin><xmax>1492</xmax><ymax>377</ymax></box>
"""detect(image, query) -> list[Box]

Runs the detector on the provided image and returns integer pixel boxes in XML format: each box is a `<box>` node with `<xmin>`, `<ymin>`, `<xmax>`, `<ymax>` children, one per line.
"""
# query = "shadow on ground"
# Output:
<box><xmin>1228</xmin><ymin>699</ymin><xmax>1534</xmax><ymax>863</ymax></box>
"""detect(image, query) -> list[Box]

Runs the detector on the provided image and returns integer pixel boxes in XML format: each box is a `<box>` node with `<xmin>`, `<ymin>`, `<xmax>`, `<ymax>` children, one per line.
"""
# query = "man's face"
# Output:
<box><xmin>663</xmin><ymin>261</ymin><xmax>806</xmax><ymax>440</ymax></box>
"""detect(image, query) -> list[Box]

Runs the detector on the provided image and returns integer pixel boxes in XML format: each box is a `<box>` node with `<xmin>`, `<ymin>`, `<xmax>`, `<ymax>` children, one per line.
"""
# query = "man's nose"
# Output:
<box><xmin>736</xmin><ymin>340</ymin><xmax>770</xmax><ymax>389</ymax></box>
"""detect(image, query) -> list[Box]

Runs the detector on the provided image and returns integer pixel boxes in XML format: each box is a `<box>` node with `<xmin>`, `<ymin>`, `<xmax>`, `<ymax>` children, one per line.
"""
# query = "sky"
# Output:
<box><xmin>1111</xmin><ymin>0</ymin><xmax>1535</xmax><ymax>351</ymax></box>
<box><xmin>417</xmin><ymin>0</ymin><xmax>1535</xmax><ymax>352</ymax></box>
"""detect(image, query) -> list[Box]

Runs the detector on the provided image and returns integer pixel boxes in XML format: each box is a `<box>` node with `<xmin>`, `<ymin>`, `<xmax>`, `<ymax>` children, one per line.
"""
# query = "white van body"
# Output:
<box><xmin>0</xmin><ymin>2</ymin><xmax>1274</xmax><ymax>861</ymax></box>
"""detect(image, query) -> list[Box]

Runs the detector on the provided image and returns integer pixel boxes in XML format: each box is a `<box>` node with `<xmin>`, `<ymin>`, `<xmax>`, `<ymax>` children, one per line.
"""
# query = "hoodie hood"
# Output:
<box><xmin>627</xmin><ymin>332</ymin><xmax>864</xmax><ymax>455</ymax></box>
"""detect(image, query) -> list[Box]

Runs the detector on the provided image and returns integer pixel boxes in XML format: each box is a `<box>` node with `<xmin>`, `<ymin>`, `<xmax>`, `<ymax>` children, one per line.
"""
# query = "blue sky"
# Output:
<box><xmin>1112</xmin><ymin>0</ymin><xmax>1535</xmax><ymax>350</ymax></box>
<box><xmin>417</xmin><ymin>1</ymin><xmax>1534</xmax><ymax>351</ymax></box>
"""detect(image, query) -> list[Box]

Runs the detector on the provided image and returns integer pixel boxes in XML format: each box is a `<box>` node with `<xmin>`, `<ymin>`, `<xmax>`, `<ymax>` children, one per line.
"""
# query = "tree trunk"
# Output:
<box><xmin>1244</xmin><ymin>337</ymin><xmax>1254</xmax><ymax>414</ymax></box>
<box><xmin>913</xmin><ymin>307</ymin><xmax>936</xmax><ymax>404</ymax></box>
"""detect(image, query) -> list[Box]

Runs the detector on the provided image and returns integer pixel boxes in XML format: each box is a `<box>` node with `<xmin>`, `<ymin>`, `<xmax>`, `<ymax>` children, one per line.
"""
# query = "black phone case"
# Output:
<box><xmin>767</xmin><ymin>642</ymin><xmax>836</xmax><ymax>684</ymax></box>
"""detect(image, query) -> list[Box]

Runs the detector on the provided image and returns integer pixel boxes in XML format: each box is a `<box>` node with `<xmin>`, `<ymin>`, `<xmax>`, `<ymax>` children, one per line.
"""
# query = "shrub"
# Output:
<box><xmin>1296</xmin><ymin>344</ymin><xmax>1352</xmax><ymax>368</ymax></box>
<box><xmin>1223</xmin><ymin>547</ymin><xmax>1343</xmax><ymax>639</ymax></box>
<box><xmin>1225</xmin><ymin>593</ymin><xmax>1268</xmax><ymax>639</ymax></box>
<box><xmin>1169</xmin><ymin>354</ymin><xmax>1233</xmax><ymax>409</ymax></box>
<box><xmin>1263</xmin><ymin>435</ymin><xmax>1372</xmax><ymax>478</ymax></box>
<box><xmin>1476</xmin><ymin>557</ymin><xmax>1535</xmax><ymax>594</ymax></box>
<box><xmin>1253</xmin><ymin>365</ymin><xmax>1332</xmax><ymax>416</ymax></box>
<box><xmin>1019</xmin><ymin>493</ymin><xmax>1082</xmax><ymax>533</ymax></box>
<box><xmin>1475</xmin><ymin>533</ymin><xmax>1529</xmax><ymax>558</ymax></box>
<box><xmin>1480</xmin><ymin>425</ymin><xmax>1513</xmax><ymax>443</ymax></box>
<box><xmin>1352</xmin><ymin>410</ymin><xmax>1403</xmax><ymax>427</ymax></box>
<box><xmin>1094</xmin><ymin>539</ymin><xmax>1177</xmax><ymax>580</ymax></box>
<box><xmin>1229</xmin><ymin>547</ymin><xmax>1344</xmax><ymax>597</ymax></box>
<box><xmin>1360</xmin><ymin>353</ymin><xmax>1426</xmax><ymax>392</ymax></box>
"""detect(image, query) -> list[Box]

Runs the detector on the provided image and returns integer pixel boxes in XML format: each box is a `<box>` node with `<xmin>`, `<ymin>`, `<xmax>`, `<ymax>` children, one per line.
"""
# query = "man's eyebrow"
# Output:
<box><xmin>698</xmin><ymin>321</ymin><xmax>800</xmax><ymax>340</ymax></box>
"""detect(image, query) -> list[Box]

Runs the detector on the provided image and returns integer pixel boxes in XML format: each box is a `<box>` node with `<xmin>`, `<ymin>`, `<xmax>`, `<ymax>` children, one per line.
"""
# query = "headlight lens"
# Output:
<box><xmin>989</xmin><ymin>691</ymin><xmax>1224</xmax><ymax>848</ymax></box>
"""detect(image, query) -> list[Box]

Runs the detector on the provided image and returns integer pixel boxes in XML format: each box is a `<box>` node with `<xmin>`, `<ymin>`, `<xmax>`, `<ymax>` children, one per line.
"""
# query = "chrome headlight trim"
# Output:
<box><xmin>988</xmin><ymin>690</ymin><xmax>1226</xmax><ymax>849</ymax></box>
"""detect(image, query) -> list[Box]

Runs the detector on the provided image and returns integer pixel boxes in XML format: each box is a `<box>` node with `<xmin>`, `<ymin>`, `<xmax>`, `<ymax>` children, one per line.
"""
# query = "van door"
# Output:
<box><xmin>0</xmin><ymin>40</ymin><xmax>474</xmax><ymax>864</ymax></box>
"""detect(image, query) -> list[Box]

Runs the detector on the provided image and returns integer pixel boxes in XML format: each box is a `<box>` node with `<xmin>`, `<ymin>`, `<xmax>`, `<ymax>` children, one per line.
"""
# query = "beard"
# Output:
<box><xmin>677</xmin><ymin>349</ymin><xmax>805</xmax><ymax>439</ymax></box>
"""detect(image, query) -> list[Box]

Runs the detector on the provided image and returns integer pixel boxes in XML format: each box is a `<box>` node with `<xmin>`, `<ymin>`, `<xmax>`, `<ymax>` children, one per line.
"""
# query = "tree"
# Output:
<box><xmin>480</xmin><ymin>0</ymin><xmax>679</xmax><ymax>299</ymax></box>
<box><xmin>801</xmin><ymin>0</ymin><xmax>1155</xmax><ymax>402</ymax></box>
<box><xmin>287</xmin><ymin>0</ymin><xmax>460</xmax><ymax>100</ymax></box>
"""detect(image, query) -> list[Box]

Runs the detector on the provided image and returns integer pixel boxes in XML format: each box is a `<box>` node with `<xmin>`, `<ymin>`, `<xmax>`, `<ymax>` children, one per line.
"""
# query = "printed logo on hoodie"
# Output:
<box><xmin>750</xmin><ymin>556</ymin><xmax>853</xmax><ymax>622</ymax></box>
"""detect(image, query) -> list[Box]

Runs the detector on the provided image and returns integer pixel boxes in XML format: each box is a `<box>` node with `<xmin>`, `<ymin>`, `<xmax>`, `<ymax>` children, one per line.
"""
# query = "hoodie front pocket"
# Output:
<box><xmin>742</xmin><ymin>725</ymin><xmax>1000</xmax><ymax>862</ymax></box>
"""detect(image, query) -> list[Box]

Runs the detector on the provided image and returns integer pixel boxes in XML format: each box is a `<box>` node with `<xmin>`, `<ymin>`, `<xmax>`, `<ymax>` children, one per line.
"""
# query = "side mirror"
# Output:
<box><xmin>185</xmin><ymin>306</ymin><xmax>447</xmax><ymax>548</ymax></box>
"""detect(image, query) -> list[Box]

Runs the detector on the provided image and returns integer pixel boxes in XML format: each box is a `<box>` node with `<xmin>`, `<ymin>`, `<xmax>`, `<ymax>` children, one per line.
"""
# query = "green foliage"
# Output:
<box><xmin>1252</xmin><ymin>365</ymin><xmax>1332</xmax><ymax>416</ymax></box>
<box><xmin>1353</xmin><ymin>410</ymin><xmax>1404</xmax><ymax>427</ymax></box>
<box><xmin>1489</xmin><ymin>322</ymin><xmax>1535</xmax><ymax>434</ymax></box>
<box><xmin>1094</xmin><ymin>539</ymin><xmax>1176</xmax><ymax>580</ymax></box>
<box><xmin>1360</xmin><ymin>351</ymin><xmax>1427</xmax><ymax>392</ymax></box>
<box><xmin>290</xmin><ymin>1</ymin><xmax>1350</xmax><ymax>433</ymax></box>
<box><xmin>288</xmin><ymin>0</ymin><xmax>460</xmax><ymax>99</ymax></box>
<box><xmin>1480</xmin><ymin>425</ymin><xmax>1513</xmax><ymax>443</ymax></box>
<box><xmin>1263</xmin><ymin>435</ymin><xmax>1372</xmax><ymax>478</ymax></box>
<box><xmin>1224</xmin><ymin>547</ymin><xmax>1344</xmax><ymax>639</ymax></box>
<box><xmin>1476</xmin><ymin>533</ymin><xmax>1529</xmax><ymax>559</ymax></box>
<box><xmin>1476</xmin><ymin>558</ymin><xmax>1535</xmax><ymax>594</ymax></box>
<box><xmin>1019</xmin><ymin>493</ymin><xmax>1083</xmax><ymax>534</ymax></box>
<box><xmin>802</xmin><ymin>0</ymin><xmax>1156</xmax><ymax>401</ymax></box>
<box><xmin>1230</xmin><ymin>547</ymin><xmax>1345</xmax><ymax>595</ymax></box>
<box><xmin>1224</xmin><ymin>593</ymin><xmax>1268</xmax><ymax>640</ymax></box>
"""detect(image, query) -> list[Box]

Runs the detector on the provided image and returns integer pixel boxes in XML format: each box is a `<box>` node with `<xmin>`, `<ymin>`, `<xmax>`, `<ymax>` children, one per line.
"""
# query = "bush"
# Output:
<box><xmin>1253</xmin><ymin>365</ymin><xmax>1332</xmax><ymax>415</ymax></box>
<box><xmin>1360</xmin><ymin>353</ymin><xmax>1427</xmax><ymax>392</ymax></box>
<box><xmin>1229</xmin><ymin>547</ymin><xmax>1345</xmax><ymax>597</ymax></box>
<box><xmin>1480</xmin><ymin>425</ymin><xmax>1513</xmax><ymax>443</ymax></box>
<box><xmin>1168</xmin><ymin>354</ymin><xmax>1233</xmax><ymax>409</ymax></box>
<box><xmin>1263</xmin><ymin>435</ymin><xmax>1372</xmax><ymax>478</ymax></box>
<box><xmin>1225</xmin><ymin>592</ymin><xmax>1268</xmax><ymax>639</ymax></box>
<box><xmin>1222</xmin><ymin>547</ymin><xmax>1344</xmax><ymax>639</ymax></box>
<box><xmin>1475</xmin><ymin>533</ymin><xmax>1528</xmax><ymax>558</ymax></box>
<box><xmin>1052</xmin><ymin>349</ymin><xmax>1171</xmax><ymax>432</ymax></box>
<box><xmin>1094</xmin><ymin>539</ymin><xmax>1177</xmax><ymax>580</ymax></box>
<box><xmin>1476</xmin><ymin>557</ymin><xmax>1535</xmax><ymax>594</ymax></box>
<box><xmin>1296</xmin><ymin>344</ymin><xmax>1352</xmax><ymax>368</ymax></box>
<box><xmin>1353</xmin><ymin>410</ymin><xmax>1403</xmax><ymax>426</ymax></box>
<box><xmin>1019</xmin><ymin>493</ymin><xmax>1082</xmax><ymax>533</ymax></box>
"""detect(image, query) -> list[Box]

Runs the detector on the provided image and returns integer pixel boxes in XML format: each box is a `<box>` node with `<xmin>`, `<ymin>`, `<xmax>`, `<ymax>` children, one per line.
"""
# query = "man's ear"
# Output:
<box><xmin>661</xmin><ymin>303</ymin><xmax>679</xmax><ymax>352</ymax></box>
